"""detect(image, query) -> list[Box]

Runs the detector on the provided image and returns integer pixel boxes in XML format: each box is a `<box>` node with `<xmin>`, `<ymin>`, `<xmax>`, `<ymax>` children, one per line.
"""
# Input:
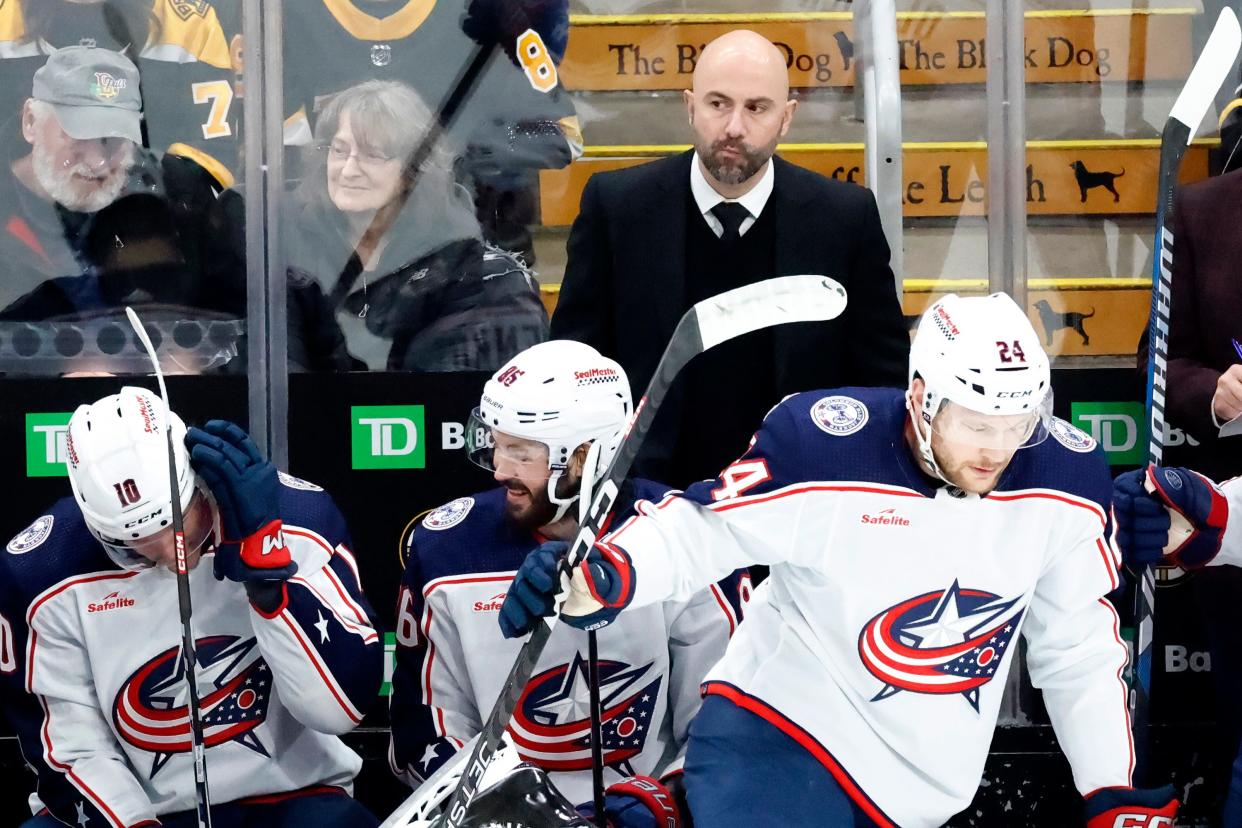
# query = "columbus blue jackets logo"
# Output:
<box><xmin>278</xmin><ymin>471</ymin><xmax>323</xmax><ymax>491</ymax></box>
<box><xmin>810</xmin><ymin>395</ymin><xmax>869</xmax><ymax>436</ymax></box>
<box><xmin>1048</xmin><ymin>417</ymin><xmax>1096</xmax><ymax>453</ymax></box>
<box><xmin>858</xmin><ymin>580</ymin><xmax>1025</xmax><ymax>711</ymax></box>
<box><xmin>508</xmin><ymin>652</ymin><xmax>659</xmax><ymax>773</ymax></box>
<box><xmin>423</xmin><ymin>497</ymin><xmax>475</xmax><ymax>531</ymax></box>
<box><xmin>7</xmin><ymin>515</ymin><xmax>53</xmax><ymax>554</ymax></box>
<box><xmin>113</xmin><ymin>636</ymin><xmax>272</xmax><ymax>777</ymax></box>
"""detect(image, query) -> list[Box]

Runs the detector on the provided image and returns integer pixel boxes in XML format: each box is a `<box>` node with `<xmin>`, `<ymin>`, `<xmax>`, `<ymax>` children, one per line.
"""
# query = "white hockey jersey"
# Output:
<box><xmin>595</xmin><ymin>388</ymin><xmax>1133</xmax><ymax>828</ymax></box>
<box><xmin>389</xmin><ymin>480</ymin><xmax>746</xmax><ymax>805</ymax></box>
<box><xmin>0</xmin><ymin>473</ymin><xmax>383</xmax><ymax>826</ymax></box>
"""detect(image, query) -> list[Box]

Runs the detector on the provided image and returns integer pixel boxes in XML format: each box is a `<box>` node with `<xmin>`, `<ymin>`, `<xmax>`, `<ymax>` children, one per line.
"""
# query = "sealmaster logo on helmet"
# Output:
<box><xmin>136</xmin><ymin>394</ymin><xmax>158</xmax><ymax>434</ymax></box>
<box><xmin>574</xmin><ymin>367</ymin><xmax>620</xmax><ymax>385</ymax></box>
<box><xmin>933</xmin><ymin>306</ymin><xmax>960</xmax><ymax>340</ymax></box>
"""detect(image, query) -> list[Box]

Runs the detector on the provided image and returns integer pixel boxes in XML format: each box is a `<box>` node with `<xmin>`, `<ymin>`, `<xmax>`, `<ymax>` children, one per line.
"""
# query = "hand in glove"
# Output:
<box><xmin>498</xmin><ymin>540</ymin><xmax>634</xmax><ymax>638</ymax></box>
<box><xmin>577</xmin><ymin>776</ymin><xmax>683</xmax><ymax>828</ymax></box>
<box><xmin>1113</xmin><ymin>466</ymin><xmax>1227</xmax><ymax>570</ymax></box>
<box><xmin>461</xmin><ymin>0</ymin><xmax>569</xmax><ymax>67</ymax></box>
<box><xmin>186</xmin><ymin>420</ymin><xmax>296</xmax><ymax>586</ymax></box>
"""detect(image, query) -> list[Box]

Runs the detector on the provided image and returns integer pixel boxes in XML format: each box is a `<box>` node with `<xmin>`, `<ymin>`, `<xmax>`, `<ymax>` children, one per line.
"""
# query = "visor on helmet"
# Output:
<box><xmin>926</xmin><ymin>391</ymin><xmax>1055</xmax><ymax>453</ymax></box>
<box><xmin>95</xmin><ymin>486</ymin><xmax>215</xmax><ymax>571</ymax></box>
<box><xmin>465</xmin><ymin>408</ymin><xmax>554</xmax><ymax>478</ymax></box>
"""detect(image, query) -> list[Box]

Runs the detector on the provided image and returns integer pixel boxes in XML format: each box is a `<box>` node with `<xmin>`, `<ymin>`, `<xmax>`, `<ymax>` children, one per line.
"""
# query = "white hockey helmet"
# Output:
<box><xmin>906</xmin><ymin>293</ymin><xmax>1053</xmax><ymax>481</ymax></box>
<box><xmin>467</xmin><ymin>340</ymin><xmax>632</xmax><ymax>520</ymax></box>
<box><xmin>66</xmin><ymin>386</ymin><xmax>199</xmax><ymax>570</ymax></box>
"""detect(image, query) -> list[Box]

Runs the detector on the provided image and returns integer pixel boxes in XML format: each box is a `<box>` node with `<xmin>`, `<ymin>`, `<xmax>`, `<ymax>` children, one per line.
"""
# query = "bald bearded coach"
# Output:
<box><xmin>550</xmin><ymin>30</ymin><xmax>910</xmax><ymax>489</ymax></box>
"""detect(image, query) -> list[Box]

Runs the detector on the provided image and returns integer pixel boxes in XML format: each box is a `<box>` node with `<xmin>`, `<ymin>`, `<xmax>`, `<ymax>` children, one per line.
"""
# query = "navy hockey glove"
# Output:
<box><xmin>1114</xmin><ymin>466</ymin><xmax>1228</xmax><ymax>570</ymax></box>
<box><xmin>577</xmin><ymin>775</ymin><xmax>683</xmax><ymax>828</ymax></box>
<box><xmin>186</xmin><ymin>421</ymin><xmax>297</xmax><ymax>588</ymax></box>
<box><xmin>499</xmin><ymin>540</ymin><xmax>565</xmax><ymax>639</ymax></box>
<box><xmin>1113</xmin><ymin>468</ymin><xmax>1172</xmax><ymax>568</ymax></box>
<box><xmin>461</xmin><ymin>0</ymin><xmax>569</xmax><ymax>65</ymax></box>
<box><xmin>560</xmin><ymin>541</ymin><xmax>634</xmax><ymax>632</ymax></box>
<box><xmin>1084</xmin><ymin>785</ymin><xmax>1177</xmax><ymax>827</ymax></box>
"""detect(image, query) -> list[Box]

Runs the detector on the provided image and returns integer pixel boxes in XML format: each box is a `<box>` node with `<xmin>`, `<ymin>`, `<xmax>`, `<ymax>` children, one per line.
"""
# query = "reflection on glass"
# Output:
<box><xmin>286</xmin><ymin>80</ymin><xmax>548</xmax><ymax>373</ymax></box>
<box><xmin>0</xmin><ymin>46</ymin><xmax>244</xmax><ymax>376</ymax></box>
<box><xmin>281</xmin><ymin>0</ymin><xmax>579</xmax><ymax>267</ymax></box>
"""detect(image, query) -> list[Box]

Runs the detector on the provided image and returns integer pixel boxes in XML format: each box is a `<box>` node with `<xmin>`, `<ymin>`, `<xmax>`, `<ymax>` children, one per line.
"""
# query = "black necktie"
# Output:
<box><xmin>711</xmin><ymin>202</ymin><xmax>750</xmax><ymax>241</ymax></box>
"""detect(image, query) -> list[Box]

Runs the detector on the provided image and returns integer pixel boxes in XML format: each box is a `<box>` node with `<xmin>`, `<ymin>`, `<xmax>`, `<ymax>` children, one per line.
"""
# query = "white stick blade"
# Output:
<box><xmin>694</xmin><ymin>274</ymin><xmax>848</xmax><ymax>351</ymax></box>
<box><xmin>1169</xmin><ymin>7</ymin><xmax>1242</xmax><ymax>138</ymax></box>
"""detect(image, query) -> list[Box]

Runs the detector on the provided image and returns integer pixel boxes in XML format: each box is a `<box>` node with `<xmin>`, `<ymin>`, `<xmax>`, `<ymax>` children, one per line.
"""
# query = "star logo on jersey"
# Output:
<box><xmin>509</xmin><ymin>652</ymin><xmax>660</xmax><ymax>774</ymax></box>
<box><xmin>857</xmin><ymin>580</ymin><xmax>1025</xmax><ymax>711</ymax></box>
<box><xmin>113</xmin><ymin>636</ymin><xmax>272</xmax><ymax>777</ymax></box>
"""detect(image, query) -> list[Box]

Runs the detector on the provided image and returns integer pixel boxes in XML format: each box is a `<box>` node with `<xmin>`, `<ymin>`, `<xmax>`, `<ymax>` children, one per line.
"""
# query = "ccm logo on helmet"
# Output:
<box><xmin>1108</xmin><ymin>816</ymin><xmax>1173</xmax><ymax>828</ymax></box>
<box><xmin>996</xmin><ymin>391</ymin><xmax>1034</xmax><ymax>399</ymax></box>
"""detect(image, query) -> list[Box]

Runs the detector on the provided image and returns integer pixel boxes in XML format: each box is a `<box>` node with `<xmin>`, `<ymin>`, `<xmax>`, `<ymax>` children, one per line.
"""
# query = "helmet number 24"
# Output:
<box><xmin>996</xmin><ymin>340</ymin><xmax>1027</xmax><ymax>364</ymax></box>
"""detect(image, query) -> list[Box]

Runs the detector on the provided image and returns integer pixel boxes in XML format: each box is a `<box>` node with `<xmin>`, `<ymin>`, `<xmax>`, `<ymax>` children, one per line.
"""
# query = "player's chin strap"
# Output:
<box><xmin>546</xmin><ymin>468</ymin><xmax>579</xmax><ymax>523</ymax></box>
<box><xmin>904</xmin><ymin>387</ymin><xmax>952</xmax><ymax>485</ymax></box>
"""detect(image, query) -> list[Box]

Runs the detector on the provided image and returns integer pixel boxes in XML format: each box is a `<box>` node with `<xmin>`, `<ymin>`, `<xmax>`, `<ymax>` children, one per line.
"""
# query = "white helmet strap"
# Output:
<box><xmin>545</xmin><ymin>469</ymin><xmax>578</xmax><ymax>523</ymax></box>
<box><xmin>905</xmin><ymin>386</ymin><xmax>949</xmax><ymax>485</ymax></box>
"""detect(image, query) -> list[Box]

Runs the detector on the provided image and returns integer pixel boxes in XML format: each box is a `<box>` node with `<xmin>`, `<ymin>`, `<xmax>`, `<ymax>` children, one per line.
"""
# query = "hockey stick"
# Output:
<box><xmin>126</xmin><ymin>307</ymin><xmax>214</xmax><ymax>828</ymax></box>
<box><xmin>1132</xmin><ymin>6</ymin><xmax>1241</xmax><ymax>780</ymax></box>
<box><xmin>577</xmin><ymin>440</ymin><xmax>607</xmax><ymax>826</ymax></box>
<box><xmin>438</xmin><ymin>274</ymin><xmax>850</xmax><ymax>827</ymax></box>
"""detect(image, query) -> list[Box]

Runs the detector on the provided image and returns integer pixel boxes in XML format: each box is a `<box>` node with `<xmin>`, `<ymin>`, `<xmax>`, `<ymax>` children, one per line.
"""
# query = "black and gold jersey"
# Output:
<box><xmin>282</xmin><ymin>0</ymin><xmax>581</xmax><ymax>177</ymax></box>
<box><xmin>0</xmin><ymin>0</ymin><xmax>238</xmax><ymax>186</ymax></box>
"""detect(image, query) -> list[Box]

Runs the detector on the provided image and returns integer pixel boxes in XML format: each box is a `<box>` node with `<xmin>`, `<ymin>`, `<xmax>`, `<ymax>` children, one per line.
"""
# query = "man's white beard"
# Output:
<box><xmin>32</xmin><ymin>142</ymin><xmax>132</xmax><ymax>213</ymax></box>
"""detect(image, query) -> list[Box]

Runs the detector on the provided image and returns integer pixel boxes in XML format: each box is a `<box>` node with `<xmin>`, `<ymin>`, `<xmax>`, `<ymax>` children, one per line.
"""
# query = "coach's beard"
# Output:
<box><xmin>700</xmin><ymin>136</ymin><xmax>775</xmax><ymax>187</ymax></box>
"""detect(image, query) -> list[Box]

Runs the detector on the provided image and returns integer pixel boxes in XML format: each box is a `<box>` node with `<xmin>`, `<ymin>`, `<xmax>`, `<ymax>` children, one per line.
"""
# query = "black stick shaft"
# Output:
<box><xmin>587</xmin><ymin>631</ymin><xmax>605</xmax><ymax>825</ymax></box>
<box><xmin>167</xmin><ymin>429</ymin><xmax>212</xmax><ymax>827</ymax></box>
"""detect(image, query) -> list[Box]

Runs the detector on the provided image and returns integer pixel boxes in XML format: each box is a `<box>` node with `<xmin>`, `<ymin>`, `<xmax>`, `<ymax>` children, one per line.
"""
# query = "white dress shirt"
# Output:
<box><xmin>690</xmin><ymin>154</ymin><xmax>775</xmax><ymax>238</ymax></box>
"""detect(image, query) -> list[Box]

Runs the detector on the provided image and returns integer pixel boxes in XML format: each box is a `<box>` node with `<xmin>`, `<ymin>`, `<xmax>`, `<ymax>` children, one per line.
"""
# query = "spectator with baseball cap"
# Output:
<box><xmin>0</xmin><ymin>46</ymin><xmax>244</xmax><ymax>370</ymax></box>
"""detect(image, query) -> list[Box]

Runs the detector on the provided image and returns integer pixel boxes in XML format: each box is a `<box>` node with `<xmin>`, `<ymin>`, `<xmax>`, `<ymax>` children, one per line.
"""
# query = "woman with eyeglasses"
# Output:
<box><xmin>285</xmin><ymin>79</ymin><xmax>548</xmax><ymax>373</ymax></box>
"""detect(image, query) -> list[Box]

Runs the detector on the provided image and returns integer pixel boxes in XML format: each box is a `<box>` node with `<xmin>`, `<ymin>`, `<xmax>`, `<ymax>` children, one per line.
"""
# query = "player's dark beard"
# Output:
<box><xmin>698</xmin><ymin>136</ymin><xmax>774</xmax><ymax>187</ymax></box>
<box><xmin>502</xmin><ymin>481</ymin><xmax>560</xmax><ymax>532</ymax></box>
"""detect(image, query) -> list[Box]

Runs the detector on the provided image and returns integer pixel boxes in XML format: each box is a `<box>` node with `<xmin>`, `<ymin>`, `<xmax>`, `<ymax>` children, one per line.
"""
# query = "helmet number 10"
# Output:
<box><xmin>996</xmin><ymin>340</ymin><xmax>1027</xmax><ymax>364</ymax></box>
<box><xmin>113</xmin><ymin>479</ymin><xmax>142</xmax><ymax>507</ymax></box>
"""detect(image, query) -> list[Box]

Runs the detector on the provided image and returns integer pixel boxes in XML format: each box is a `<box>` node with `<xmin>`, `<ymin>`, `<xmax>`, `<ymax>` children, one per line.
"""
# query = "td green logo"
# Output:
<box><xmin>351</xmin><ymin>405</ymin><xmax>425</xmax><ymax>470</ymax></box>
<box><xmin>25</xmin><ymin>412</ymin><xmax>73</xmax><ymax>477</ymax></box>
<box><xmin>1070</xmin><ymin>402</ymin><xmax>1145</xmax><ymax>466</ymax></box>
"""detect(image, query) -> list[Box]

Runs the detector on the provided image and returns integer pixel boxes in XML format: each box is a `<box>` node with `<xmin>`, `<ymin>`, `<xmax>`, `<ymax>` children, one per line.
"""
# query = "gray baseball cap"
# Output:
<box><xmin>32</xmin><ymin>46</ymin><xmax>143</xmax><ymax>143</ymax></box>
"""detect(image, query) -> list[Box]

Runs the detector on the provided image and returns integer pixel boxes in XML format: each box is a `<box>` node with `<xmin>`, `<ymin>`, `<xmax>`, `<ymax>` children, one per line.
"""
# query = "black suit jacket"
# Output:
<box><xmin>551</xmin><ymin>150</ymin><xmax>910</xmax><ymax>482</ymax></box>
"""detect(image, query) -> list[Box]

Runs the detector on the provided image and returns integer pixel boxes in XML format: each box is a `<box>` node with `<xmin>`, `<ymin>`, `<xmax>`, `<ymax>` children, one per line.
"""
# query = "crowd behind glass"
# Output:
<box><xmin>0</xmin><ymin>0</ymin><xmax>562</xmax><ymax>377</ymax></box>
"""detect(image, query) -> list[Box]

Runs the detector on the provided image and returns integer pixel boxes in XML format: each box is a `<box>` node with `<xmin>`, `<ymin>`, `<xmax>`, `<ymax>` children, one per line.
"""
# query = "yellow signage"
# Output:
<box><xmin>539</xmin><ymin>140</ymin><xmax>1212</xmax><ymax>226</ymax></box>
<box><xmin>903</xmin><ymin>279</ymin><xmax>1151</xmax><ymax>358</ymax></box>
<box><xmin>559</xmin><ymin>9</ymin><xmax>1195</xmax><ymax>91</ymax></box>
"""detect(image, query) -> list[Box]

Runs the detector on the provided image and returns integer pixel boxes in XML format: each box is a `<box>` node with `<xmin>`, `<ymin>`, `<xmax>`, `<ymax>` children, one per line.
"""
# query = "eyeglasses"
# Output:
<box><xmin>321</xmin><ymin>140</ymin><xmax>398</xmax><ymax>168</ymax></box>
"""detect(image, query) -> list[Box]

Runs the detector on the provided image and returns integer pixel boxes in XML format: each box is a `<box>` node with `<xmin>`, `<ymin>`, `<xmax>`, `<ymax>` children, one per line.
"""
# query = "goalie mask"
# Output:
<box><xmin>466</xmin><ymin>341</ymin><xmax>632</xmax><ymax>522</ymax></box>
<box><xmin>906</xmin><ymin>293</ymin><xmax>1053</xmax><ymax>485</ymax></box>
<box><xmin>65</xmin><ymin>387</ymin><xmax>208</xmax><ymax>570</ymax></box>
